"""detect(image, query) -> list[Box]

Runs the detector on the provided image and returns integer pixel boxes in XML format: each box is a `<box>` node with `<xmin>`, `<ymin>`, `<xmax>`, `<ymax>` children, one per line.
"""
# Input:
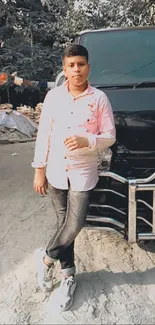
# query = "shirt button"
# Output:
<box><xmin>71</xmin><ymin>112</ymin><xmax>73</xmax><ymax>114</ymax></box>
<box><xmin>68</xmin><ymin>127</ymin><xmax>70</xmax><ymax>129</ymax></box>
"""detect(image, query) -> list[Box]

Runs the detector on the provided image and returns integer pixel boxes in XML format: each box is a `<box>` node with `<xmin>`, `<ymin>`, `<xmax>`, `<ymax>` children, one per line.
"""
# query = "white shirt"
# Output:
<box><xmin>32</xmin><ymin>81</ymin><xmax>116</xmax><ymax>191</ymax></box>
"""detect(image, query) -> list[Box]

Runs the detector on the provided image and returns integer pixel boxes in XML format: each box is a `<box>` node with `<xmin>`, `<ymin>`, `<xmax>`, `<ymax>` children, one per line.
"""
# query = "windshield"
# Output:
<box><xmin>79</xmin><ymin>29</ymin><xmax>155</xmax><ymax>86</ymax></box>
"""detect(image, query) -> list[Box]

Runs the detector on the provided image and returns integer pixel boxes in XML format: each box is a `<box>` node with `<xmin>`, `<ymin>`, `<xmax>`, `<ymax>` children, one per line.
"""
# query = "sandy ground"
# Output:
<box><xmin>1</xmin><ymin>142</ymin><xmax>155</xmax><ymax>324</ymax></box>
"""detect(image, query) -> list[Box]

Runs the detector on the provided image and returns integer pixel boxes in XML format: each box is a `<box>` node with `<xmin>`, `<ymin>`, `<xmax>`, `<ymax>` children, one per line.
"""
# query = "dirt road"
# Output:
<box><xmin>1</xmin><ymin>142</ymin><xmax>155</xmax><ymax>324</ymax></box>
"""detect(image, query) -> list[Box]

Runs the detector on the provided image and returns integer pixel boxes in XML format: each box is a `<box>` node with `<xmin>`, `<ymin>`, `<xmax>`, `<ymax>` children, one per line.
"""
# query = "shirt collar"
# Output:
<box><xmin>64</xmin><ymin>79</ymin><xmax>94</xmax><ymax>98</ymax></box>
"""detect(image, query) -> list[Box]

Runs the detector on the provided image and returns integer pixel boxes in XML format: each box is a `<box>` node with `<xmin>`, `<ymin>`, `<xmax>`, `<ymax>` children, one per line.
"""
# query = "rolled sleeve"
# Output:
<box><xmin>88</xmin><ymin>93</ymin><xmax>116</xmax><ymax>150</ymax></box>
<box><xmin>31</xmin><ymin>91</ymin><xmax>53</xmax><ymax>168</ymax></box>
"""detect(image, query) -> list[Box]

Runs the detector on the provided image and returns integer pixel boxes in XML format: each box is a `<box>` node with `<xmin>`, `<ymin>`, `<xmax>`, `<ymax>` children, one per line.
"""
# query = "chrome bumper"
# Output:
<box><xmin>85</xmin><ymin>171</ymin><xmax>155</xmax><ymax>243</ymax></box>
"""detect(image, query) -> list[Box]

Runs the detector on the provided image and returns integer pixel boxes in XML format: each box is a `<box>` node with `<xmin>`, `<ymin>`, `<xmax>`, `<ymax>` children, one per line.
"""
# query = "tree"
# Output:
<box><xmin>0</xmin><ymin>0</ymin><xmax>68</xmax><ymax>80</ymax></box>
<box><xmin>103</xmin><ymin>0</ymin><xmax>155</xmax><ymax>27</ymax></box>
<box><xmin>0</xmin><ymin>0</ymin><xmax>155</xmax><ymax>82</ymax></box>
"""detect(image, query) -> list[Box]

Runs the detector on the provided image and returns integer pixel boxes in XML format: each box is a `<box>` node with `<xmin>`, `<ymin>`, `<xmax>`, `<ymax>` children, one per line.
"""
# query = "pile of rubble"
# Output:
<box><xmin>0</xmin><ymin>102</ymin><xmax>43</xmax><ymax>124</ymax></box>
<box><xmin>16</xmin><ymin>103</ymin><xmax>43</xmax><ymax>124</ymax></box>
<box><xmin>0</xmin><ymin>103</ymin><xmax>13</xmax><ymax>112</ymax></box>
<box><xmin>0</xmin><ymin>103</ymin><xmax>41</xmax><ymax>144</ymax></box>
<box><xmin>0</xmin><ymin>125</ymin><xmax>36</xmax><ymax>144</ymax></box>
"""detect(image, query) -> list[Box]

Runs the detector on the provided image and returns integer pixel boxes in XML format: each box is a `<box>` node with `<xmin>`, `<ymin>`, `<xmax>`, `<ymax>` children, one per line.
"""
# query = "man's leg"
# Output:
<box><xmin>59</xmin><ymin>241</ymin><xmax>75</xmax><ymax>276</ymax></box>
<box><xmin>47</xmin><ymin>186</ymin><xmax>75</xmax><ymax>275</ymax></box>
<box><xmin>45</xmin><ymin>188</ymin><xmax>92</xmax><ymax>311</ymax></box>
<box><xmin>46</xmin><ymin>189</ymin><xmax>92</xmax><ymax>259</ymax></box>
<box><xmin>35</xmin><ymin>186</ymin><xmax>68</xmax><ymax>292</ymax></box>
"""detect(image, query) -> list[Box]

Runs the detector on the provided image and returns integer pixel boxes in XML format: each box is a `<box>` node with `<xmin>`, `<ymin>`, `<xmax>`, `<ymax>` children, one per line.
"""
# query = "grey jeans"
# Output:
<box><xmin>45</xmin><ymin>183</ymin><xmax>92</xmax><ymax>276</ymax></box>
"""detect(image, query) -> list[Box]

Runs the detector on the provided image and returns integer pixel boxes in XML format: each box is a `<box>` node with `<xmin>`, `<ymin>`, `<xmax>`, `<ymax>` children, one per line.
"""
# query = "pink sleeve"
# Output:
<box><xmin>88</xmin><ymin>93</ymin><xmax>116</xmax><ymax>150</ymax></box>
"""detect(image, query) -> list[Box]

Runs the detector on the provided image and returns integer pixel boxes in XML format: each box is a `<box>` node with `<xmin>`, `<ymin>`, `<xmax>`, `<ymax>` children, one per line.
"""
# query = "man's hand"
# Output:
<box><xmin>33</xmin><ymin>168</ymin><xmax>48</xmax><ymax>196</ymax></box>
<box><xmin>64</xmin><ymin>136</ymin><xmax>89</xmax><ymax>151</ymax></box>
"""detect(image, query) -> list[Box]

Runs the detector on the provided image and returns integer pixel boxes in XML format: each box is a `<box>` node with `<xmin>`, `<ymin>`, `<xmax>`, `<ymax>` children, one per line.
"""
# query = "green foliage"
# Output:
<box><xmin>0</xmin><ymin>0</ymin><xmax>154</xmax><ymax>80</ymax></box>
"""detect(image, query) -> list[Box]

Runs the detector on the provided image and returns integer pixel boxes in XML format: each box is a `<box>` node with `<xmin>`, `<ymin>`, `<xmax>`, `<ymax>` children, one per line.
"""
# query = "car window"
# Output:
<box><xmin>80</xmin><ymin>29</ymin><xmax>155</xmax><ymax>85</ymax></box>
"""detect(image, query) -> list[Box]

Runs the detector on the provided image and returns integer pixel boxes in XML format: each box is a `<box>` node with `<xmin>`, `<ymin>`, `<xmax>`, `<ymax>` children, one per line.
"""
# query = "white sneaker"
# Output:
<box><xmin>34</xmin><ymin>248</ymin><xmax>54</xmax><ymax>292</ymax></box>
<box><xmin>59</xmin><ymin>275</ymin><xmax>77</xmax><ymax>311</ymax></box>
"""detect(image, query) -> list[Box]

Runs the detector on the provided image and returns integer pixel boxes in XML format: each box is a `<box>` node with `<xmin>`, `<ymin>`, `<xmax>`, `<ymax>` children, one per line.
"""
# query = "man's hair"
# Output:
<box><xmin>62</xmin><ymin>44</ymin><xmax>89</xmax><ymax>63</ymax></box>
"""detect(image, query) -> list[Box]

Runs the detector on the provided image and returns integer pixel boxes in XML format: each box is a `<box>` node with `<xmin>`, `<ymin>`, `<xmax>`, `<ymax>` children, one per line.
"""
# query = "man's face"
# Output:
<box><xmin>63</xmin><ymin>56</ymin><xmax>90</xmax><ymax>87</ymax></box>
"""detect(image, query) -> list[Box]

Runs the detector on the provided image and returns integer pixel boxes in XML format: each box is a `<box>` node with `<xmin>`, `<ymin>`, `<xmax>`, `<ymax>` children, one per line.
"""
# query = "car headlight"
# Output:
<box><xmin>97</xmin><ymin>148</ymin><xmax>112</xmax><ymax>171</ymax></box>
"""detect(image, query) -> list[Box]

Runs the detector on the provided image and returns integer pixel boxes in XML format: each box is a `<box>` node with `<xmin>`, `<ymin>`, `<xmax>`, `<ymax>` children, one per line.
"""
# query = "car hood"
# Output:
<box><xmin>100</xmin><ymin>87</ymin><xmax>155</xmax><ymax>152</ymax></box>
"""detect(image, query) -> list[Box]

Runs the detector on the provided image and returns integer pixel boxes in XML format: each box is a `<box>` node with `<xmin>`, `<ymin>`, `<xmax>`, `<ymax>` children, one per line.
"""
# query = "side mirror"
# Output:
<box><xmin>54</xmin><ymin>71</ymin><xmax>66</xmax><ymax>87</ymax></box>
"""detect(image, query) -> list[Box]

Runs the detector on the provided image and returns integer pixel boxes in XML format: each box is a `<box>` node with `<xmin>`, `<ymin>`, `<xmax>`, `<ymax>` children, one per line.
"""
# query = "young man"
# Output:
<box><xmin>32</xmin><ymin>45</ymin><xmax>116</xmax><ymax>311</ymax></box>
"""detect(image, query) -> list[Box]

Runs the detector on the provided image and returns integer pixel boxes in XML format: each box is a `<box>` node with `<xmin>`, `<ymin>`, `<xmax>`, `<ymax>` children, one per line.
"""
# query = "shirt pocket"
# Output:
<box><xmin>86</xmin><ymin>116</ymin><xmax>97</xmax><ymax>124</ymax></box>
<box><xmin>86</xmin><ymin>116</ymin><xmax>97</xmax><ymax>133</ymax></box>
<box><xmin>79</xmin><ymin>113</ymin><xmax>98</xmax><ymax>134</ymax></box>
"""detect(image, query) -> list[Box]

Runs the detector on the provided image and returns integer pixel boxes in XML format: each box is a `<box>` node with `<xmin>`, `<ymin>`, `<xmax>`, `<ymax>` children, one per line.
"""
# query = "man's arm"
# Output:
<box><xmin>87</xmin><ymin>94</ymin><xmax>116</xmax><ymax>150</ymax></box>
<box><xmin>32</xmin><ymin>91</ymin><xmax>53</xmax><ymax>196</ymax></box>
<box><xmin>32</xmin><ymin>91</ymin><xmax>52</xmax><ymax>169</ymax></box>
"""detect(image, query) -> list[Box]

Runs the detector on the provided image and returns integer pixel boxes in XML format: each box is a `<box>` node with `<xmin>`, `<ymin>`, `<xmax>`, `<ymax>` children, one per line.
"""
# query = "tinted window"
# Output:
<box><xmin>80</xmin><ymin>29</ymin><xmax>155</xmax><ymax>85</ymax></box>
